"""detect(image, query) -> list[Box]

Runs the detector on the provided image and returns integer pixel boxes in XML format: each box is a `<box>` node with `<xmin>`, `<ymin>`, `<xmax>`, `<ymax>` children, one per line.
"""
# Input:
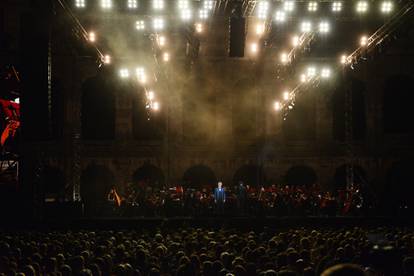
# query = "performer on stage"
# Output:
<box><xmin>107</xmin><ymin>186</ymin><xmax>122</xmax><ymax>208</ymax></box>
<box><xmin>214</xmin><ymin>181</ymin><xmax>226</xmax><ymax>214</ymax></box>
<box><xmin>237</xmin><ymin>181</ymin><xmax>247</xmax><ymax>214</ymax></box>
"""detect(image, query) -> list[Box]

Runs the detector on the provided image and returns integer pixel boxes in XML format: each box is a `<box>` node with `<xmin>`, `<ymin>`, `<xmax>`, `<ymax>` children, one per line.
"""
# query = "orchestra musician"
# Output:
<box><xmin>107</xmin><ymin>186</ymin><xmax>122</xmax><ymax>208</ymax></box>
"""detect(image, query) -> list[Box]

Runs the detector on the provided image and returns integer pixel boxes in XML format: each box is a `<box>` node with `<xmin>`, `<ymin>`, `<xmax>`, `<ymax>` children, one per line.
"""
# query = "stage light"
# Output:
<box><xmin>153</xmin><ymin>0</ymin><xmax>164</xmax><ymax>10</ymax></box>
<box><xmin>101</xmin><ymin>0</ymin><xmax>112</xmax><ymax>9</ymax></box>
<box><xmin>256</xmin><ymin>23</ymin><xmax>265</xmax><ymax>35</ymax></box>
<box><xmin>300</xmin><ymin>21</ymin><xmax>312</xmax><ymax>33</ymax></box>
<box><xmin>283</xmin><ymin>1</ymin><xmax>295</xmax><ymax>12</ymax></box>
<box><xmin>319</xmin><ymin>21</ymin><xmax>330</xmax><ymax>34</ymax></box>
<box><xmin>75</xmin><ymin>0</ymin><xmax>86</xmax><ymax>8</ymax></box>
<box><xmin>157</xmin><ymin>35</ymin><xmax>166</xmax><ymax>47</ymax></box>
<box><xmin>308</xmin><ymin>2</ymin><xmax>318</xmax><ymax>12</ymax></box>
<box><xmin>292</xmin><ymin>35</ymin><xmax>300</xmax><ymax>47</ymax></box>
<box><xmin>153</xmin><ymin>18</ymin><xmax>164</xmax><ymax>30</ymax></box>
<box><xmin>280</xmin><ymin>52</ymin><xmax>289</xmax><ymax>64</ymax></box>
<box><xmin>120</xmin><ymin>68</ymin><xmax>129</xmax><ymax>78</ymax></box>
<box><xmin>356</xmin><ymin>1</ymin><xmax>368</xmax><ymax>13</ymax></box>
<box><xmin>321</xmin><ymin>67</ymin><xmax>331</xmax><ymax>78</ymax></box>
<box><xmin>275</xmin><ymin>10</ymin><xmax>286</xmax><ymax>23</ymax></box>
<box><xmin>88</xmin><ymin>31</ymin><xmax>96</xmax><ymax>42</ymax></box>
<box><xmin>195</xmin><ymin>23</ymin><xmax>203</xmax><ymax>33</ymax></box>
<box><xmin>199</xmin><ymin>9</ymin><xmax>209</xmax><ymax>19</ymax></box>
<box><xmin>381</xmin><ymin>1</ymin><xmax>393</xmax><ymax>13</ymax></box>
<box><xmin>203</xmin><ymin>0</ymin><xmax>214</xmax><ymax>10</ymax></box>
<box><xmin>148</xmin><ymin>91</ymin><xmax>155</xmax><ymax>100</ymax></box>
<box><xmin>340</xmin><ymin>54</ymin><xmax>347</xmax><ymax>64</ymax></box>
<box><xmin>288</xmin><ymin>105</ymin><xmax>293</xmax><ymax>110</ymax></box>
<box><xmin>283</xmin><ymin>91</ymin><xmax>290</xmax><ymax>100</ymax></box>
<box><xmin>300</xmin><ymin>74</ymin><xmax>307</xmax><ymax>82</ymax></box>
<box><xmin>178</xmin><ymin>0</ymin><xmax>189</xmax><ymax>9</ymax></box>
<box><xmin>152</xmin><ymin>101</ymin><xmax>160</xmax><ymax>111</ymax></box>
<box><xmin>13</xmin><ymin>98</ymin><xmax>19</xmax><ymax>104</ymax></box>
<box><xmin>136</xmin><ymin>20</ymin><xmax>145</xmax><ymax>30</ymax></box>
<box><xmin>332</xmin><ymin>2</ymin><xmax>342</xmax><ymax>12</ymax></box>
<box><xmin>127</xmin><ymin>0</ymin><xmax>137</xmax><ymax>9</ymax></box>
<box><xmin>162</xmin><ymin>52</ymin><xmax>170</xmax><ymax>62</ymax></box>
<box><xmin>307</xmin><ymin>66</ymin><xmax>316</xmax><ymax>77</ymax></box>
<box><xmin>103</xmin><ymin>54</ymin><xmax>111</xmax><ymax>64</ymax></box>
<box><xmin>274</xmin><ymin>101</ymin><xmax>281</xmax><ymax>111</ymax></box>
<box><xmin>136</xmin><ymin>67</ymin><xmax>146</xmax><ymax>83</ymax></box>
<box><xmin>250</xmin><ymin>43</ymin><xmax>259</xmax><ymax>54</ymax></box>
<box><xmin>180</xmin><ymin>9</ymin><xmax>192</xmax><ymax>21</ymax></box>
<box><xmin>360</xmin><ymin>35</ymin><xmax>368</xmax><ymax>46</ymax></box>
<box><xmin>257</xmin><ymin>1</ymin><xmax>269</xmax><ymax>19</ymax></box>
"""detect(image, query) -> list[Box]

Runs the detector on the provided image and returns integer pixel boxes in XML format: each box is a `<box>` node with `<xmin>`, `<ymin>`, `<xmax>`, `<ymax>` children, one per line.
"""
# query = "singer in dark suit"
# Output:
<box><xmin>214</xmin><ymin>181</ymin><xmax>226</xmax><ymax>214</ymax></box>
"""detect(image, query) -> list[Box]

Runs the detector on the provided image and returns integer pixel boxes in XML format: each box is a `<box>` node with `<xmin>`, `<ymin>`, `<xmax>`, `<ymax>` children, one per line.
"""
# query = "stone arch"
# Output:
<box><xmin>81</xmin><ymin>71</ymin><xmax>115</xmax><ymax>140</ymax></box>
<box><xmin>283</xmin><ymin>89</ymin><xmax>316</xmax><ymax>141</ymax></box>
<box><xmin>132</xmin><ymin>164</ymin><xmax>165</xmax><ymax>188</ymax></box>
<box><xmin>285</xmin><ymin>165</ymin><xmax>317</xmax><ymax>187</ymax></box>
<box><xmin>232</xmin><ymin>78</ymin><xmax>257</xmax><ymax>140</ymax></box>
<box><xmin>183</xmin><ymin>165</ymin><xmax>217</xmax><ymax>189</ymax></box>
<box><xmin>383</xmin><ymin>74</ymin><xmax>414</xmax><ymax>133</ymax></box>
<box><xmin>333</xmin><ymin>164</ymin><xmax>367</xmax><ymax>190</ymax></box>
<box><xmin>332</xmin><ymin>78</ymin><xmax>367</xmax><ymax>141</ymax></box>
<box><xmin>181</xmin><ymin>77</ymin><xmax>216</xmax><ymax>143</ymax></box>
<box><xmin>80</xmin><ymin>164</ymin><xmax>115</xmax><ymax>207</ymax></box>
<box><xmin>42</xmin><ymin>166</ymin><xmax>65</xmax><ymax>200</ymax></box>
<box><xmin>233</xmin><ymin>164</ymin><xmax>265</xmax><ymax>187</ymax></box>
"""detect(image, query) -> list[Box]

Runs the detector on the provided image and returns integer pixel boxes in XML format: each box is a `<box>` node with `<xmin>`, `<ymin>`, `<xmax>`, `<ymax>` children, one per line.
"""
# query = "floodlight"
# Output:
<box><xmin>256</xmin><ymin>23</ymin><xmax>265</xmax><ymax>35</ymax></box>
<box><xmin>307</xmin><ymin>66</ymin><xmax>316</xmax><ymax>77</ymax></box>
<box><xmin>199</xmin><ymin>9</ymin><xmax>209</xmax><ymax>19</ymax></box>
<box><xmin>148</xmin><ymin>91</ymin><xmax>155</xmax><ymax>100</ymax></box>
<box><xmin>275</xmin><ymin>10</ymin><xmax>286</xmax><ymax>22</ymax></box>
<box><xmin>101</xmin><ymin>0</ymin><xmax>112</xmax><ymax>9</ymax></box>
<box><xmin>308</xmin><ymin>2</ymin><xmax>318</xmax><ymax>12</ymax></box>
<box><xmin>300</xmin><ymin>74</ymin><xmax>307</xmax><ymax>82</ymax></box>
<box><xmin>280</xmin><ymin>52</ymin><xmax>289</xmax><ymax>64</ymax></box>
<box><xmin>153</xmin><ymin>18</ymin><xmax>164</xmax><ymax>30</ymax></box>
<box><xmin>88</xmin><ymin>31</ymin><xmax>96</xmax><ymax>42</ymax></box>
<box><xmin>257</xmin><ymin>1</ymin><xmax>269</xmax><ymax>19</ymax></box>
<box><xmin>203</xmin><ymin>0</ymin><xmax>214</xmax><ymax>10</ymax></box>
<box><xmin>163</xmin><ymin>52</ymin><xmax>170</xmax><ymax>62</ymax></box>
<box><xmin>274</xmin><ymin>101</ymin><xmax>281</xmax><ymax>111</ymax></box>
<box><xmin>152</xmin><ymin>102</ymin><xmax>160</xmax><ymax>111</ymax></box>
<box><xmin>283</xmin><ymin>1</ymin><xmax>295</xmax><ymax>12</ymax></box>
<box><xmin>136</xmin><ymin>20</ymin><xmax>145</xmax><ymax>30</ymax></box>
<box><xmin>178</xmin><ymin>0</ymin><xmax>189</xmax><ymax>9</ymax></box>
<box><xmin>157</xmin><ymin>35</ymin><xmax>166</xmax><ymax>47</ymax></box>
<box><xmin>300</xmin><ymin>21</ymin><xmax>312</xmax><ymax>33</ymax></box>
<box><xmin>340</xmin><ymin>54</ymin><xmax>347</xmax><ymax>64</ymax></box>
<box><xmin>75</xmin><ymin>0</ymin><xmax>86</xmax><ymax>8</ymax></box>
<box><xmin>332</xmin><ymin>2</ymin><xmax>342</xmax><ymax>12</ymax></box>
<box><xmin>360</xmin><ymin>35</ymin><xmax>368</xmax><ymax>46</ymax></box>
<box><xmin>381</xmin><ymin>1</ymin><xmax>393</xmax><ymax>13</ymax></box>
<box><xmin>319</xmin><ymin>21</ymin><xmax>330</xmax><ymax>34</ymax></box>
<box><xmin>195</xmin><ymin>23</ymin><xmax>203</xmax><ymax>33</ymax></box>
<box><xmin>153</xmin><ymin>0</ymin><xmax>164</xmax><ymax>10</ymax></box>
<box><xmin>321</xmin><ymin>68</ymin><xmax>331</xmax><ymax>78</ymax></box>
<box><xmin>127</xmin><ymin>0</ymin><xmax>137</xmax><ymax>9</ymax></box>
<box><xmin>292</xmin><ymin>35</ymin><xmax>300</xmax><ymax>47</ymax></box>
<box><xmin>283</xmin><ymin>91</ymin><xmax>290</xmax><ymax>100</ymax></box>
<box><xmin>103</xmin><ymin>54</ymin><xmax>111</xmax><ymax>64</ymax></box>
<box><xmin>120</xmin><ymin>68</ymin><xmax>129</xmax><ymax>78</ymax></box>
<box><xmin>356</xmin><ymin>1</ymin><xmax>368</xmax><ymax>13</ymax></box>
<box><xmin>181</xmin><ymin>9</ymin><xmax>192</xmax><ymax>21</ymax></box>
<box><xmin>250</xmin><ymin>43</ymin><xmax>259</xmax><ymax>53</ymax></box>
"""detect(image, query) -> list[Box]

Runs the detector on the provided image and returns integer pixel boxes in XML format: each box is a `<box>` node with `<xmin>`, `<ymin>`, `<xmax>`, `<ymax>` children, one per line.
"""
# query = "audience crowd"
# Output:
<box><xmin>1</xmin><ymin>226</ymin><xmax>414</xmax><ymax>276</ymax></box>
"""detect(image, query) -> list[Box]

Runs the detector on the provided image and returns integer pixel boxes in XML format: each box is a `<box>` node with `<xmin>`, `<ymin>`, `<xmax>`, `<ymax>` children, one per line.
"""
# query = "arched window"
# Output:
<box><xmin>42</xmin><ymin>166</ymin><xmax>65</xmax><ymax>200</ymax></box>
<box><xmin>333</xmin><ymin>164</ymin><xmax>367</xmax><ymax>190</ymax></box>
<box><xmin>332</xmin><ymin>78</ymin><xmax>366</xmax><ymax>141</ymax></box>
<box><xmin>285</xmin><ymin>165</ymin><xmax>317</xmax><ymax>187</ymax></box>
<box><xmin>81</xmin><ymin>73</ymin><xmax>115</xmax><ymax>140</ymax></box>
<box><xmin>383</xmin><ymin>74</ymin><xmax>414</xmax><ymax>133</ymax></box>
<box><xmin>385</xmin><ymin>161</ymin><xmax>414</xmax><ymax>210</ymax></box>
<box><xmin>81</xmin><ymin>165</ymin><xmax>115</xmax><ymax>209</ymax></box>
<box><xmin>183</xmin><ymin>165</ymin><xmax>217</xmax><ymax>188</ymax></box>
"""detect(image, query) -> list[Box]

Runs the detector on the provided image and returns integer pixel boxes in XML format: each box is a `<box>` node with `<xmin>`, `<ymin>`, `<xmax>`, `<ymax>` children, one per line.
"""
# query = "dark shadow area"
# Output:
<box><xmin>183</xmin><ymin>165</ymin><xmax>217</xmax><ymax>189</ymax></box>
<box><xmin>285</xmin><ymin>165</ymin><xmax>317</xmax><ymax>187</ymax></box>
